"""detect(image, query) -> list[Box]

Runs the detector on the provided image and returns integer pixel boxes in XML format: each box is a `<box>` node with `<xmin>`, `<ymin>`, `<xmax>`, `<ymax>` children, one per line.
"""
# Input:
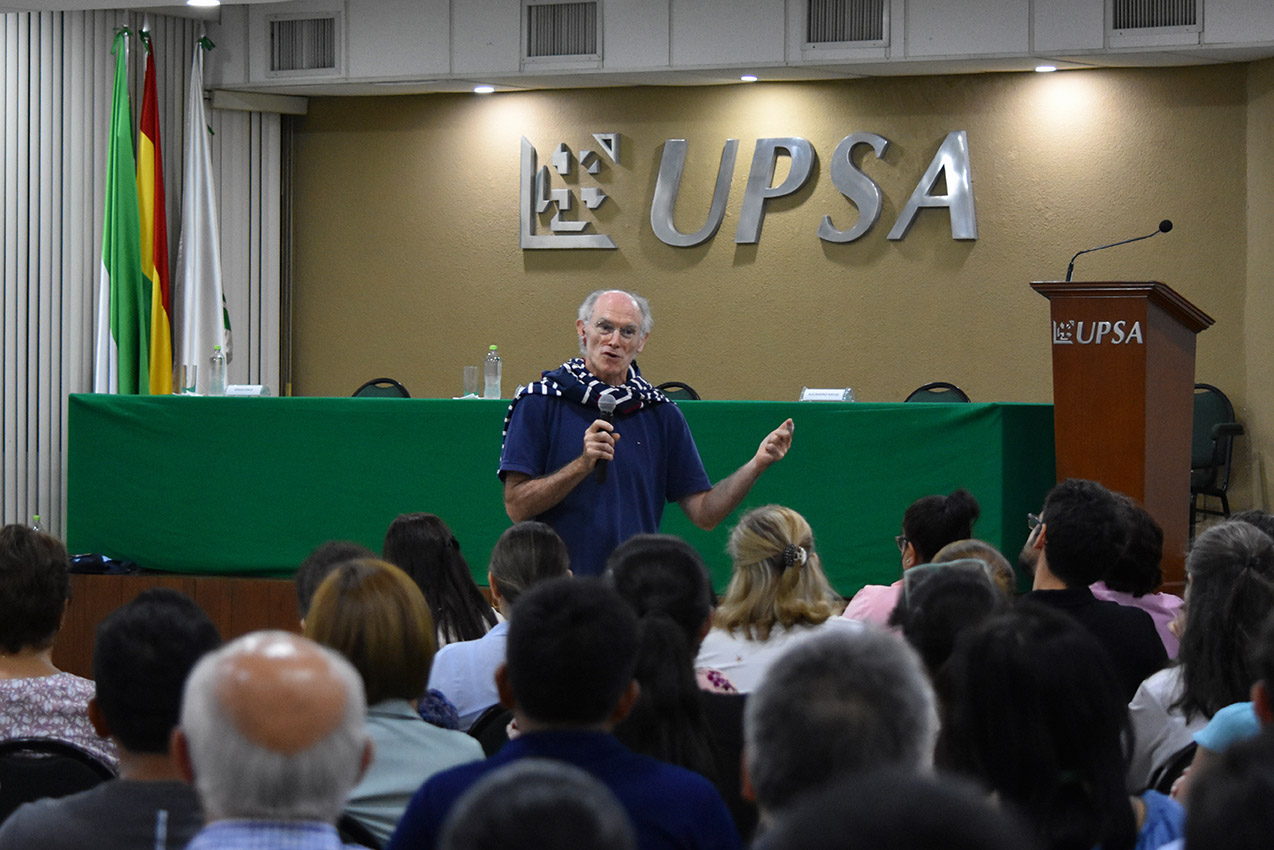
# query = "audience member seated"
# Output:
<box><xmin>887</xmin><ymin>559</ymin><xmax>1009</xmax><ymax>677</ymax></box>
<box><xmin>382</xmin><ymin>513</ymin><xmax>499</xmax><ymax>648</ymax></box>
<box><xmin>1019</xmin><ymin>479</ymin><xmax>1167</xmax><ymax>701</ymax></box>
<box><xmin>387</xmin><ymin>578</ymin><xmax>741</xmax><ymax>850</ymax></box>
<box><xmin>1178</xmin><ymin>730</ymin><xmax>1274</xmax><ymax>850</ymax></box>
<box><xmin>1167</xmin><ymin>598</ymin><xmax>1274</xmax><ymax>805</ymax></box>
<box><xmin>843</xmin><ymin>489</ymin><xmax>981</xmax><ymax>625</ymax></box>
<box><xmin>438</xmin><ymin>758</ymin><xmax>635</xmax><ymax>850</ymax></box>
<box><xmin>605</xmin><ymin>534</ymin><xmax>755</xmax><ymax>839</ymax></box>
<box><xmin>931</xmin><ymin>539</ymin><xmax>1017</xmax><ymax>597</ymax></box>
<box><xmin>295</xmin><ymin>539</ymin><xmax>376</xmax><ymax>623</ymax></box>
<box><xmin>296</xmin><ymin>538</ymin><xmax>458</xmax><ymax>730</ymax></box>
<box><xmin>0</xmin><ymin>524</ymin><xmax>118</xmax><ymax>770</ymax></box>
<box><xmin>1127</xmin><ymin>519</ymin><xmax>1274</xmax><ymax>793</ymax></box>
<box><xmin>0</xmin><ymin>588</ymin><xmax>220</xmax><ymax>849</ymax></box>
<box><xmin>174</xmin><ymin>631</ymin><xmax>374</xmax><ymax>850</ymax></box>
<box><xmin>743</xmin><ymin>629</ymin><xmax>936</xmax><ymax>826</ymax></box>
<box><xmin>695</xmin><ymin>505</ymin><xmax>859</xmax><ymax>692</ymax></box>
<box><xmin>305</xmin><ymin>559</ymin><xmax>484</xmax><ymax>845</ymax></box>
<box><xmin>1090</xmin><ymin>494</ymin><xmax>1182</xmax><ymax>659</ymax></box>
<box><xmin>938</xmin><ymin>604</ymin><xmax>1184</xmax><ymax>850</ymax></box>
<box><xmin>429</xmin><ymin>522</ymin><xmax>570</xmax><ymax>731</ymax></box>
<box><xmin>750</xmin><ymin>769</ymin><xmax>1035</xmax><ymax>850</ymax></box>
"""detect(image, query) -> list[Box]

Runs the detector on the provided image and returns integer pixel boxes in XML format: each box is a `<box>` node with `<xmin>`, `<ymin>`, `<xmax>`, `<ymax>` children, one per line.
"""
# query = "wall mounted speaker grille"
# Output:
<box><xmin>526</xmin><ymin>2</ymin><xmax>598</xmax><ymax>58</ymax></box>
<box><xmin>1111</xmin><ymin>0</ymin><xmax>1199</xmax><ymax>30</ymax></box>
<box><xmin>270</xmin><ymin>17</ymin><xmax>338</xmax><ymax>72</ymax></box>
<box><xmin>807</xmin><ymin>0</ymin><xmax>886</xmax><ymax>44</ymax></box>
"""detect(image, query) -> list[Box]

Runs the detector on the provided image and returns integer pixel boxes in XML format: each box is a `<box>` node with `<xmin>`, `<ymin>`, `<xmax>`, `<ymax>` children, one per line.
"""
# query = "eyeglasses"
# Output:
<box><xmin>593</xmin><ymin>319</ymin><xmax>640</xmax><ymax>340</ymax></box>
<box><xmin>895</xmin><ymin>534</ymin><xmax>908</xmax><ymax>553</ymax></box>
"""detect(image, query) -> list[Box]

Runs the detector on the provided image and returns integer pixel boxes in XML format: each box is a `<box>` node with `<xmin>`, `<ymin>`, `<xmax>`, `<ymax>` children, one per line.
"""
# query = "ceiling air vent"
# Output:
<box><xmin>270</xmin><ymin>16</ymin><xmax>339</xmax><ymax>74</ymax></box>
<box><xmin>806</xmin><ymin>0</ymin><xmax>886</xmax><ymax>45</ymax></box>
<box><xmin>1111</xmin><ymin>0</ymin><xmax>1200</xmax><ymax>32</ymax></box>
<box><xmin>526</xmin><ymin>1</ymin><xmax>599</xmax><ymax>58</ymax></box>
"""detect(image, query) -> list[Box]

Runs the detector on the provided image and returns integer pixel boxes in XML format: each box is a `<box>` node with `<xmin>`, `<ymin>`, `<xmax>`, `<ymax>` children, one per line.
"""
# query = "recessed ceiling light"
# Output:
<box><xmin>1035</xmin><ymin>65</ymin><xmax>1058</xmax><ymax>73</ymax></box>
<box><xmin>740</xmin><ymin>75</ymin><xmax>758</xmax><ymax>83</ymax></box>
<box><xmin>474</xmin><ymin>85</ymin><xmax>495</xmax><ymax>94</ymax></box>
<box><xmin>186</xmin><ymin>0</ymin><xmax>220</xmax><ymax>7</ymax></box>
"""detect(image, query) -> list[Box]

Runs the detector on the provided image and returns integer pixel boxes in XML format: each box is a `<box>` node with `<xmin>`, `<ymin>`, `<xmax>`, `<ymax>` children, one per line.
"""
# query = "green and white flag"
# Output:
<box><xmin>93</xmin><ymin>30</ymin><xmax>148</xmax><ymax>394</ymax></box>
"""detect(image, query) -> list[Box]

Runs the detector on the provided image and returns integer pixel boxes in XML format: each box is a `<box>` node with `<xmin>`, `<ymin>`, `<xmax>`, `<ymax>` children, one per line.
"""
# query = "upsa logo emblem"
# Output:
<box><xmin>1052</xmin><ymin>320</ymin><xmax>1144</xmax><ymax>345</ymax></box>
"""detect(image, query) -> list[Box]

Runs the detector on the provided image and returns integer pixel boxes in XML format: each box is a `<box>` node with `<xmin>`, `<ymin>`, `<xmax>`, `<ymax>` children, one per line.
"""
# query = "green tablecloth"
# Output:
<box><xmin>67</xmin><ymin>395</ymin><xmax>1054</xmax><ymax>595</ymax></box>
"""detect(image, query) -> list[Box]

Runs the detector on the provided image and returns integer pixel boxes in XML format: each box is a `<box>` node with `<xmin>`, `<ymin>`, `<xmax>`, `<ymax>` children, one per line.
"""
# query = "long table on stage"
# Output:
<box><xmin>68</xmin><ymin>395</ymin><xmax>1055</xmax><ymax>594</ymax></box>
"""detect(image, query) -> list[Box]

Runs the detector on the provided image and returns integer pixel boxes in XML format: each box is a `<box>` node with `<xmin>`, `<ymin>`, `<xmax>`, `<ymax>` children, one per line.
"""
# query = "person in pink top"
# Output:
<box><xmin>1090</xmin><ymin>494</ymin><xmax>1183</xmax><ymax>659</ymax></box>
<box><xmin>842</xmin><ymin>489</ymin><xmax>980</xmax><ymax>626</ymax></box>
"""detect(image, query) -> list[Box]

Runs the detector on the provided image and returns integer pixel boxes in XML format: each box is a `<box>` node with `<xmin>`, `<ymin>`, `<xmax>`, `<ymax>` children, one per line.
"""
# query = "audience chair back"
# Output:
<box><xmin>903</xmin><ymin>381</ymin><xmax>970</xmax><ymax>403</ymax></box>
<box><xmin>655</xmin><ymin>381</ymin><xmax>701</xmax><ymax>401</ymax></box>
<box><xmin>353</xmin><ymin>378</ymin><xmax>411</xmax><ymax>398</ymax></box>
<box><xmin>0</xmin><ymin>738</ymin><xmax>115</xmax><ymax>825</ymax></box>
<box><xmin>1191</xmin><ymin>383</ymin><xmax>1244</xmax><ymax>534</ymax></box>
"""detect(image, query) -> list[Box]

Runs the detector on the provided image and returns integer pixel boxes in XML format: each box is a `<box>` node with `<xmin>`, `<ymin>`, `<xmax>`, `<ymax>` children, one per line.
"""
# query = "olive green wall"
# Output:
<box><xmin>1245</xmin><ymin>59</ymin><xmax>1274</xmax><ymax>512</ymax></box>
<box><xmin>292</xmin><ymin>62</ymin><xmax>1267</xmax><ymax>510</ymax></box>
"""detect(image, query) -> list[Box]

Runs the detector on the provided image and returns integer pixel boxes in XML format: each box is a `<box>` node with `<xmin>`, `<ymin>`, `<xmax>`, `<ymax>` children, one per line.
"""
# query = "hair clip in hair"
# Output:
<box><xmin>782</xmin><ymin>544</ymin><xmax>808</xmax><ymax>570</ymax></box>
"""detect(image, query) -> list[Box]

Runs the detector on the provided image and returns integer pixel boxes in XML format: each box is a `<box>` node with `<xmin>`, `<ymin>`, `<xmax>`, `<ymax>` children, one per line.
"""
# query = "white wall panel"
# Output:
<box><xmin>604</xmin><ymin>0</ymin><xmax>670</xmax><ymax>70</ymax></box>
<box><xmin>1206</xmin><ymin>0</ymin><xmax>1274</xmax><ymax>44</ymax></box>
<box><xmin>671</xmin><ymin>0</ymin><xmax>785</xmax><ymax>68</ymax></box>
<box><xmin>347</xmin><ymin>0</ymin><xmax>451</xmax><ymax>79</ymax></box>
<box><xmin>1033</xmin><ymin>0</ymin><xmax>1105</xmax><ymax>54</ymax></box>
<box><xmin>906</xmin><ymin>0</ymin><xmax>1029</xmax><ymax>57</ymax></box>
<box><xmin>452</xmin><ymin>0</ymin><xmax>520</xmax><ymax>75</ymax></box>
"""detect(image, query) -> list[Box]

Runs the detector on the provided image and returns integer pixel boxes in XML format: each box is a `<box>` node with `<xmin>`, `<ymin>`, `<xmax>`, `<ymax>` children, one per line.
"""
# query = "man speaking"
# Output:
<box><xmin>500</xmin><ymin>289</ymin><xmax>794</xmax><ymax>576</ymax></box>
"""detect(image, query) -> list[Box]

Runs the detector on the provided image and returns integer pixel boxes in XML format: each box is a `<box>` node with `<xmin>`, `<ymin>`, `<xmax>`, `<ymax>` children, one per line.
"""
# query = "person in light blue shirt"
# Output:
<box><xmin>429</xmin><ymin>522</ymin><xmax>571</xmax><ymax>730</ymax></box>
<box><xmin>305</xmin><ymin>559</ymin><xmax>484</xmax><ymax>845</ymax></box>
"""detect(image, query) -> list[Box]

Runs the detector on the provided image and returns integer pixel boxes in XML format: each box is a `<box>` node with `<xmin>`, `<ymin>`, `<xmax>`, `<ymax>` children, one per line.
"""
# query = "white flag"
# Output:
<box><xmin>174</xmin><ymin>37</ymin><xmax>227</xmax><ymax>394</ymax></box>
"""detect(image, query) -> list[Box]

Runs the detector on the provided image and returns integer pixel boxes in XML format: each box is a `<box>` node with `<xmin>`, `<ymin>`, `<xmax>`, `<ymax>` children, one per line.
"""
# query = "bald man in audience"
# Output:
<box><xmin>173</xmin><ymin>630</ymin><xmax>374</xmax><ymax>850</ymax></box>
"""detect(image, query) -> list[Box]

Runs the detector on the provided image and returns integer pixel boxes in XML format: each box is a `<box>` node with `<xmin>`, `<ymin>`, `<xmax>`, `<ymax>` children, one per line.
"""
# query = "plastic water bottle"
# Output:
<box><xmin>30</xmin><ymin>515</ymin><xmax>45</xmax><ymax>534</ymax></box>
<box><xmin>209</xmin><ymin>345</ymin><xmax>227</xmax><ymax>396</ymax></box>
<box><xmin>483</xmin><ymin>345</ymin><xmax>502</xmax><ymax>399</ymax></box>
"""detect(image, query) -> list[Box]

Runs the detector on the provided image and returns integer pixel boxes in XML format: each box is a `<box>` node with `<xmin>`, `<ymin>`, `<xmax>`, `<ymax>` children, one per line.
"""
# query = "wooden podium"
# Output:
<box><xmin>1030</xmin><ymin>282</ymin><xmax>1213</xmax><ymax>586</ymax></box>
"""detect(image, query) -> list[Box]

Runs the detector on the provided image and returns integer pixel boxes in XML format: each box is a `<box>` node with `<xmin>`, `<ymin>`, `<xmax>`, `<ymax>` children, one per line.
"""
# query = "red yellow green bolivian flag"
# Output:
<box><xmin>138</xmin><ymin>30</ymin><xmax>173</xmax><ymax>394</ymax></box>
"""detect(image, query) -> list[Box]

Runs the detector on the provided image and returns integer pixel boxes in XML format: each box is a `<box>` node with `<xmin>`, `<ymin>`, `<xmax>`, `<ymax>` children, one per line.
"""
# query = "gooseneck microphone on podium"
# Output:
<box><xmin>594</xmin><ymin>393</ymin><xmax>618</xmax><ymax>484</ymax></box>
<box><xmin>1065</xmin><ymin>220</ymin><xmax>1173</xmax><ymax>282</ymax></box>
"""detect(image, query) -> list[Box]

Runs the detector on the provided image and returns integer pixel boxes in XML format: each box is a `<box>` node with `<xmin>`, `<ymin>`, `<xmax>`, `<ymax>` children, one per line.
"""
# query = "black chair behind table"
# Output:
<box><xmin>0</xmin><ymin>738</ymin><xmax>115</xmax><ymax>825</ymax></box>
<box><xmin>1191</xmin><ymin>382</ymin><xmax>1245</xmax><ymax>536</ymax></box>
<box><xmin>655</xmin><ymin>381</ymin><xmax>701</xmax><ymax>401</ymax></box>
<box><xmin>903</xmin><ymin>381</ymin><xmax>971</xmax><ymax>403</ymax></box>
<box><xmin>352</xmin><ymin>378</ymin><xmax>411</xmax><ymax>398</ymax></box>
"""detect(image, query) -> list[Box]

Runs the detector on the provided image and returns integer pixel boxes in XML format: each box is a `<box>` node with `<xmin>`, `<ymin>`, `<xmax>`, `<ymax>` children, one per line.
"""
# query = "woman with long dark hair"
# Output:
<box><xmin>382</xmin><ymin>513</ymin><xmax>499</xmax><ymax>647</ymax></box>
<box><xmin>605</xmin><ymin>534</ymin><xmax>756</xmax><ymax>840</ymax></box>
<box><xmin>939</xmin><ymin>604</ymin><xmax>1183</xmax><ymax>850</ymax></box>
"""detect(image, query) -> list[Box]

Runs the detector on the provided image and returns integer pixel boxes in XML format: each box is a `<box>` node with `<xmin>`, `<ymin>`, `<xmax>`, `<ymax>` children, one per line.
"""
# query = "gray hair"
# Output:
<box><xmin>577</xmin><ymin>290</ymin><xmax>654</xmax><ymax>337</ymax></box>
<box><xmin>744</xmin><ymin>627</ymin><xmax>938</xmax><ymax>814</ymax></box>
<box><xmin>180</xmin><ymin>630</ymin><xmax>369</xmax><ymax>823</ymax></box>
<box><xmin>439</xmin><ymin>758</ymin><xmax>636</xmax><ymax>850</ymax></box>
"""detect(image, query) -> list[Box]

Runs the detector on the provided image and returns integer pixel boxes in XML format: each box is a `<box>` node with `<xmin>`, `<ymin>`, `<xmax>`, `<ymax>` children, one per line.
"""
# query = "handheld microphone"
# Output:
<box><xmin>594</xmin><ymin>393</ymin><xmax>618</xmax><ymax>484</ymax></box>
<box><xmin>1065</xmin><ymin>220</ymin><xmax>1173</xmax><ymax>282</ymax></box>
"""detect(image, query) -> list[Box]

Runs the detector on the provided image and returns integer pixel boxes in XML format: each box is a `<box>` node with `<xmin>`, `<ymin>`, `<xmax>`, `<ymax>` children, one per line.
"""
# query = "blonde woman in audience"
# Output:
<box><xmin>305</xmin><ymin>558</ymin><xmax>484</xmax><ymax>845</ymax></box>
<box><xmin>695</xmin><ymin>505</ymin><xmax>859</xmax><ymax>692</ymax></box>
<box><xmin>0</xmin><ymin>524</ymin><xmax>118</xmax><ymax>771</ymax></box>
